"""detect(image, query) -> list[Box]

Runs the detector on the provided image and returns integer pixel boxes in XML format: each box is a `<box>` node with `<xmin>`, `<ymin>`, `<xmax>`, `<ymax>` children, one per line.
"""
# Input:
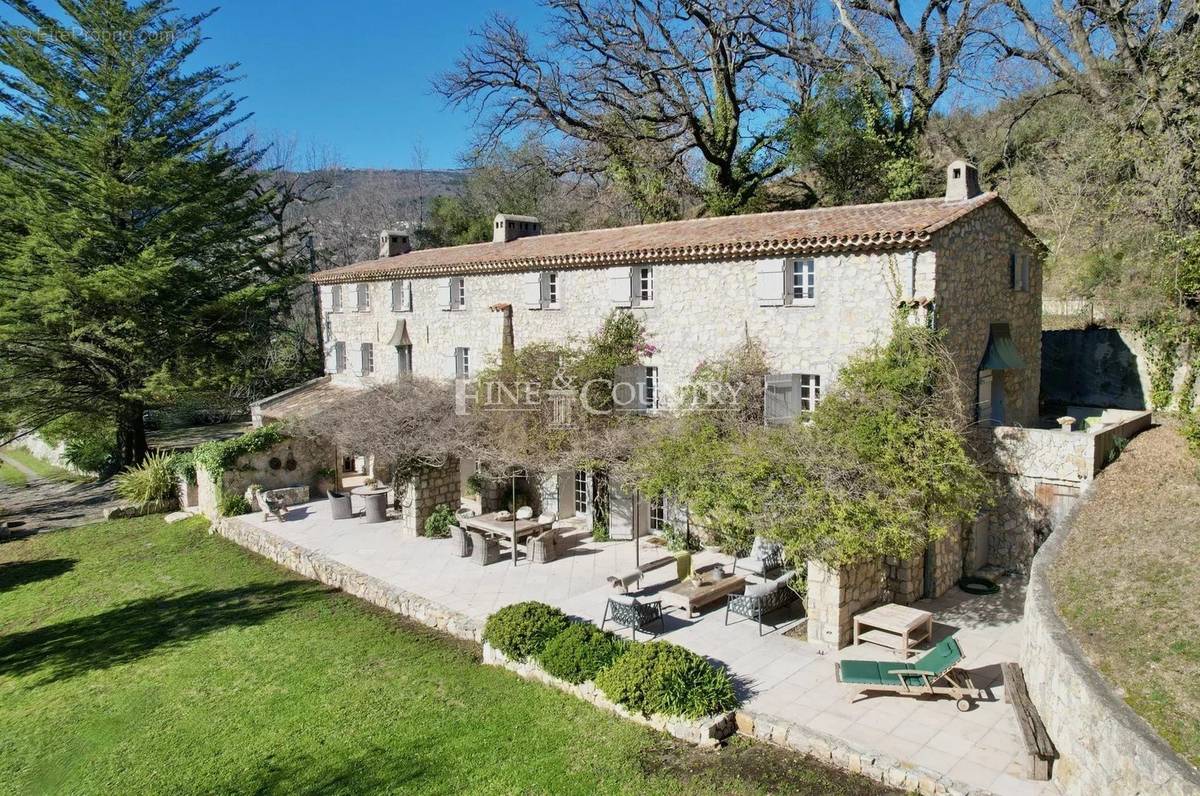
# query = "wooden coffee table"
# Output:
<box><xmin>662</xmin><ymin>567</ymin><xmax>746</xmax><ymax>617</ymax></box>
<box><xmin>853</xmin><ymin>603</ymin><xmax>933</xmax><ymax>657</ymax></box>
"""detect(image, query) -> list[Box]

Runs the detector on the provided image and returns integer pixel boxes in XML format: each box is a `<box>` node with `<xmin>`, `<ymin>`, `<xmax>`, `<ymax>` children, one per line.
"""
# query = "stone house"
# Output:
<box><xmin>257</xmin><ymin>160</ymin><xmax>1046</xmax><ymax>637</ymax></box>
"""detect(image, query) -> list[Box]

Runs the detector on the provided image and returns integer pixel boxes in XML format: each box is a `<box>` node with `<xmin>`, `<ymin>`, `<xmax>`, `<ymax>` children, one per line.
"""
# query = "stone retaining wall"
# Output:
<box><xmin>211</xmin><ymin>516</ymin><xmax>482</xmax><ymax>642</ymax></box>
<box><xmin>1020</xmin><ymin>522</ymin><xmax>1200</xmax><ymax>795</ymax></box>
<box><xmin>482</xmin><ymin>644</ymin><xmax>734</xmax><ymax>748</ymax></box>
<box><xmin>735</xmin><ymin>711</ymin><xmax>984</xmax><ymax>796</ymax></box>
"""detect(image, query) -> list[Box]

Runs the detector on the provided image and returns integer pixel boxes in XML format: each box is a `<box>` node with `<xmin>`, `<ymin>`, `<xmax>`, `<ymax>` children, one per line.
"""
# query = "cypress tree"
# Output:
<box><xmin>0</xmin><ymin>1</ymin><xmax>287</xmax><ymax>464</ymax></box>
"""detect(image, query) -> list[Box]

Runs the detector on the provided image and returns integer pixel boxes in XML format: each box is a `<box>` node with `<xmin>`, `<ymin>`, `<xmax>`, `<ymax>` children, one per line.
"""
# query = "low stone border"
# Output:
<box><xmin>1021</xmin><ymin>519</ymin><xmax>1200</xmax><ymax>795</ymax></box>
<box><xmin>735</xmin><ymin>710</ymin><xmax>988</xmax><ymax>796</ymax></box>
<box><xmin>212</xmin><ymin>516</ymin><xmax>482</xmax><ymax>642</ymax></box>
<box><xmin>481</xmin><ymin>643</ymin><xmax>735</xmax><ymax>747</ymax></box>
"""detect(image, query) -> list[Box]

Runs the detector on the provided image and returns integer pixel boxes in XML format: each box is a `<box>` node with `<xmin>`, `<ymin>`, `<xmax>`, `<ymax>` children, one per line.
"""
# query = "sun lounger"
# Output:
<box><xmin>835</xmin><ymin>635</ymin><xmax>979</xmax><ymax>711</ymax></box>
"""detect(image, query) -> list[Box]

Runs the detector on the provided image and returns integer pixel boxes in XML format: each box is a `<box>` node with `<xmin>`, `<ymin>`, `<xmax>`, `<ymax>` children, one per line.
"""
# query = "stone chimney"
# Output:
<box><xmin>378</xmin><ymin>230</ymin><xmax>411</xmax><ymax>258</ymax></box>
<box><xmin>945</xmin><ymin>160</ymin><xmax>981</xmax><ymax>201</ymax></box>
<box><xmin>492</xmin><ymin>214</ymin><xmax>541</xmax><ymax>244</ymax></box>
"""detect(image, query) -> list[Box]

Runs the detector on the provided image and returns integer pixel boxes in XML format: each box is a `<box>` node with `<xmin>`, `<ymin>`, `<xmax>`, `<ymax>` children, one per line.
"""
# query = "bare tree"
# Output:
<box><xmin>823</xmin><ymin>0</ymin><xmax>986</xmax><ymax>145</ymax></box>
<box><xmin>436</xmin><ymin>0</ymin><xmax>799</xmax><ymax>215</ymax></box>
<box><xmin>991</xmin><ymin>0</ymin><xmax>1197</xmax><ymax>106</ymax></box>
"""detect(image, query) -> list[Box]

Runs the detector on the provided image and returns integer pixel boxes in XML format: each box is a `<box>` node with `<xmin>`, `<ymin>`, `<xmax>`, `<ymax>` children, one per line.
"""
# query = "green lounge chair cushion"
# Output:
<box><xmin>838</xmin><ymin>659</ymin><xmax>913</xmax><ymax>685</ymax></box>
<box><xmin>839</xmin><ymin>636</ymin><xmax>964</xmax><ymax>685</ymax></box>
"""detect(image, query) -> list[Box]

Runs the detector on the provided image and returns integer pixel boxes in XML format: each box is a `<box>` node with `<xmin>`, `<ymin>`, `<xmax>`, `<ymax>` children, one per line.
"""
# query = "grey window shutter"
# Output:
<box><xmin>764</xmin><ymin>374</ymin><xmax>795</xmax><ymax>424</ymax></box>
<box><xmin>334</xmin><ymin>342</ymin><xmax>346</xmax><ymax>373</ymax></box>
<box><xmin>403</xmin><ymin>281</ymin><xmax>412</xmax><ymax>311</ymax></box>
<box><xmin>391</xmin><ymin>281</ymin><xmax>403</xmax><ymax>311</ymax></box>
<box><xmin>608</xmin><ymin>267</ymin><xmax>632</xmax><ymax>307</ymax></box>
<box><xmin>437</xmin><ymin>278</ymin><xmax>452</xmax><ymax>310</ymax></box>
<box><xmin>522</xmin><ymin>272</ymin><xmax>542</xmax><ymax>309</ymax></box>
<box><xmin>757</xmin><ymin>259</ymin><xmax>786</xmax><ymax>306</ymax></box>
<box><xmin>613</xmin><ymin>365</ymin><xmax>641</xmax><ymax>412</ymax></box>
<box><xmin>331</xmin><ymin>285</ymin><xmax>342</xmax><ymax>312</ymax></box>
<box><xmin>977</xmin><ymin>370</ymin><xmax>993</xmax><ymax>425</ymax></box>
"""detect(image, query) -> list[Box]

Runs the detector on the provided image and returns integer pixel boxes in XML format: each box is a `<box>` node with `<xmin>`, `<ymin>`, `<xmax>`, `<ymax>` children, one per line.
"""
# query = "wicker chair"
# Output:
<box><xmin>733</xmin><ymin>536</ymin><xmax>785</xmax><ymax>577</ymax></box>
<box><xmin>725</xmin><ymin>571</ymin><xmax>800</xmax><ymax>635</ymax></box>
<box><xmin>448</xmin><ymin>524</ymin><xmax>471</xmax><ymax>557</ymax></box>
<box><xmin>328</xmin><ymin>490</ymin><xmax>353</xmax><ymax>520</ymax></box>
<box><xmin>525</xmin><ymin>528</ymin><xmax>558</xmax><ymax>564</ymax></box>
<box><xmin>467</xmin><ymin>529</ymin><xmax>500</xmax><ymax>566</ymax></box>
<box><xmin>601</xmin><ymin>596</ymin><xmax>664</xmax><ymax>640</ymax></box>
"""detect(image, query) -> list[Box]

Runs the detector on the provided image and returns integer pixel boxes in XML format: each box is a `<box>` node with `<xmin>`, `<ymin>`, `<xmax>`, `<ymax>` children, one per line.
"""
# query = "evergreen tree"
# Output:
<box><xmin>0</xmin><ymin>1</ymin><xmax>288</xmax><ymax>464</ymax></box>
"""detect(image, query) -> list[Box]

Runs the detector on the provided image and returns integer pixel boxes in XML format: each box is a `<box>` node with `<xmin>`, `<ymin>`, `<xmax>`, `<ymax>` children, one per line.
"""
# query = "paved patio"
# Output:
<box><xmin>232</xmin><ymin>500</ymin><xmax>1056</xmax><ymax>796</ymax></box>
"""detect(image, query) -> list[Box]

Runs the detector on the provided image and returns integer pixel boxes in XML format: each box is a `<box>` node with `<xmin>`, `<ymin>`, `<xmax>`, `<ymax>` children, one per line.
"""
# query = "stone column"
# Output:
<box><xmin>806</xmin><ymin>558</ymin><xmax>885</xmax><ymax>650</ymax></box>
<box><xmin>398</xmin><ymin>459</ymin><xmax>462</xmax><ymax>537</ymax></box>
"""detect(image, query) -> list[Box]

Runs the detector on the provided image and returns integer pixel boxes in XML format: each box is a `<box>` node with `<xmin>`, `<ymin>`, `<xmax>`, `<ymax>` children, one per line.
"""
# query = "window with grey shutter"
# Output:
<box><xmin>543</xmin><ymin>271</ymin><xmax>559</xmax><ymax>307</ymax></box>
<box><xmin>764</xmin><ymin>373</ymin><xmax>821</xmax><ymax>424</ymax></box>
<box><xmin>356</xmin><ymin>283</ymin><xmax>370</xmax><ymax>312</ymax></box>
<box><xmin>790</xmin><ymin>259</ymin><xmax>816</xmax><ymax>304</ymax></box>
<box><xmin>644</xmin><ymin>366</ymin><xmax>659</xmax><ymax>411</ymax></box>
<box><xmin>360</xmin><ymin>343</ymin><xmax>374</xmax><ymax>375</ymax></box>
<box><xmin>455</xmin><ymin>347</ymin><xmax>470</xmax><ymax>378</ymax></box>
<box><xmin>391</xmin><ymin>280</ymin><xmax>411</xmax><ymax>312</ymax></box>
<box><xmin>397</xmin><ymin>344</ymin><xmax>413</xmax><ymax>377</ymax></box>
<box><xmin>634</xmin><ymin>267</ymin><xmax>654</xmax><ymax>306</ymax></box>
<box><xmin>331</xmin><ymin>284</ymin><xmax>342</xmax><ymax>312</ymax></box>
<box><xmin>334</xmin><ymin>342</ymin><xmax>346</xmax><ymax>373</ymax></box>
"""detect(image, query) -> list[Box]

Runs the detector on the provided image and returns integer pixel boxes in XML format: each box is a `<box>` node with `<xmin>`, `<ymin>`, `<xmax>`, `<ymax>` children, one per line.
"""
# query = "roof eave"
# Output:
<box><xmin>310</xmin><ymin>230</ymin><xmax>937</xmax><ymax>285</ymax></box>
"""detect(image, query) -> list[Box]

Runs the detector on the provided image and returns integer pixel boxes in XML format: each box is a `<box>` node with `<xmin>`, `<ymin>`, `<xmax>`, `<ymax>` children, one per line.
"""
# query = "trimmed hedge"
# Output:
<box><xmin>537</xmin><ymin>622</ymin><xmax>628</xmax><ymax>685</ymax></box>
<box><xmin>594</xmin><ymin>641</ymin><xmax>737</xmax><ymax>720</ymax></box>
<box><xmin>483</xmin><ymin>601</ymin><xmax>570</xmax><ymax>661</ymax></box>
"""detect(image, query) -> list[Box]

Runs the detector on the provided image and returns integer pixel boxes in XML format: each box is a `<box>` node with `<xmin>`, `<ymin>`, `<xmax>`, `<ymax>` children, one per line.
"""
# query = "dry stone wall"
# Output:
<box><xmin>1021</xmin><ymin>521</ymin><xmax>1200</xmax><ymax>795</ymax></box>
<box><xmin>213</xmin><ymin>515</ymin><xmax>482</xmax><ymax>641</ymax></box>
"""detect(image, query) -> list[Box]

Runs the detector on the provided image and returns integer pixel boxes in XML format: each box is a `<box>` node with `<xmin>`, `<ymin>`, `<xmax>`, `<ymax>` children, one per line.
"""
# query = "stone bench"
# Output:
<box><xmin>1002</xmin><ymin>661</ymin><xmax>1057</xmax><ymax>780</ymax></box>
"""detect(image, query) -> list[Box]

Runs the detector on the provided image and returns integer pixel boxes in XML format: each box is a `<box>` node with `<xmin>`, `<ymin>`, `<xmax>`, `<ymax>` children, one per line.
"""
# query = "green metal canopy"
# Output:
<box><xmin>980</xmin><ymin>323</ymin><xmax>1025</xmax><ymax>370</ymax></box>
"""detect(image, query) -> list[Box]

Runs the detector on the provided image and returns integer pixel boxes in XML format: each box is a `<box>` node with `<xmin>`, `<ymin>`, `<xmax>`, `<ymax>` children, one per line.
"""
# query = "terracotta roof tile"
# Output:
<box><xmin>313</xmin><ymin>193</ymin><xmax>1001</xmax><ymax>284</ymax></box>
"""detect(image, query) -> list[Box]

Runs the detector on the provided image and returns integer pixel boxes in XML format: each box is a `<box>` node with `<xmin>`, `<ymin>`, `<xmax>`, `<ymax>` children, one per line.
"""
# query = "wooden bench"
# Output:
<box><xmin>1002</xmin><ymin>662</ymin><xmax>1057</xmax><ymax>780</ymax></box>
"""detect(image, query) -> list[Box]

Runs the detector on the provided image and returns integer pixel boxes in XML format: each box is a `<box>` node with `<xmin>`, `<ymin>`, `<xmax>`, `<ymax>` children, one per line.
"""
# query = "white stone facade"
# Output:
<box><xmin>319</xmin><ymin>214</ymin><xmax>1040</xmax><ymax>428</ymax></box>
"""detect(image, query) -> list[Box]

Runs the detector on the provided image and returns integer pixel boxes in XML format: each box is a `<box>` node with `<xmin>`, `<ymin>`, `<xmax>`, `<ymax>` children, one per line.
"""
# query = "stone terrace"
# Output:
<box><xmin>221</xmin><ymin>500</ymin><xmax>1058</xmax><ymax>796</ymax></box>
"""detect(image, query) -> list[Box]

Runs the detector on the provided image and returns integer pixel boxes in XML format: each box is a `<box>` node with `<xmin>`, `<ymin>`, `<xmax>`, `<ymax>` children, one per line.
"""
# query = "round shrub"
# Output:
<box><xmin>483</xmin><ymin>601</ymin><xmax>570</xmax><ymax>661</ymax></box>
<box><xmin>537</xmin><ymin>622</ymin><xmax>628</xmax><ymax>684</ymax></box>
<box><xmin>423</xmin><ymin>503</ymin><xmax>456</xmax><ymax>538</ymax></box>
<box><xmin>595</xmin><ymin>641</ymin><xmax>737</xmax><ymax>719</ymax></box>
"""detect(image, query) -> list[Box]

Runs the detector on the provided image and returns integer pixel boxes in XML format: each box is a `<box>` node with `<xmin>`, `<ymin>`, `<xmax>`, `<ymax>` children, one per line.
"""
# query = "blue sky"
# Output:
<box><xmin>175</xmin><ymin>0</ymin><xmax>549</xmax><ymax>170</ymax></box>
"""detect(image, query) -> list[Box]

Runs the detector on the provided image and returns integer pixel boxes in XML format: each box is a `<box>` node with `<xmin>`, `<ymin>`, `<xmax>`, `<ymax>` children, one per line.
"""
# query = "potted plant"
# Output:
<box><xmin>313</xmin><ymin>466</ymin><xmax>336</xmax><ymax>498</ymax></box>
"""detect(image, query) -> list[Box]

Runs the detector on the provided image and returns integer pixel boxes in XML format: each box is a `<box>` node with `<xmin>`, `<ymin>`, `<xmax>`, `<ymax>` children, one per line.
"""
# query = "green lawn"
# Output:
<box><xmin>0</xmin><ymin>460</ymin><xmax>26</xmax><ymax>488</ymax></box>
<box><xmin>1</xmin><ymin>447</ymin><xmax>86</xmax><ymax>482</ymax></box>
<box><xmin>1053</xmin><ymin>422</ymin><xmax>1200</xmax><ymax>766</ymax></box>
<box><xmin>0</xmin><ymin>516</ymin><xmax>889</xmax><ymax>796</ymax></box>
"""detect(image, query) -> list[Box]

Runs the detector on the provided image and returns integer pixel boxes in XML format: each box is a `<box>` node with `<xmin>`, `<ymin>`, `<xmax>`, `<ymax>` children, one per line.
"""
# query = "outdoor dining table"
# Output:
<box><xmin>350</xmin><ymin>485</ymin><xmax>390</xmax><ymax>524</ymax></box>
<box><xmin>461</xmin><ymin>512</ymin><xmax>553</xmax><ymax>565</ymax></box>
